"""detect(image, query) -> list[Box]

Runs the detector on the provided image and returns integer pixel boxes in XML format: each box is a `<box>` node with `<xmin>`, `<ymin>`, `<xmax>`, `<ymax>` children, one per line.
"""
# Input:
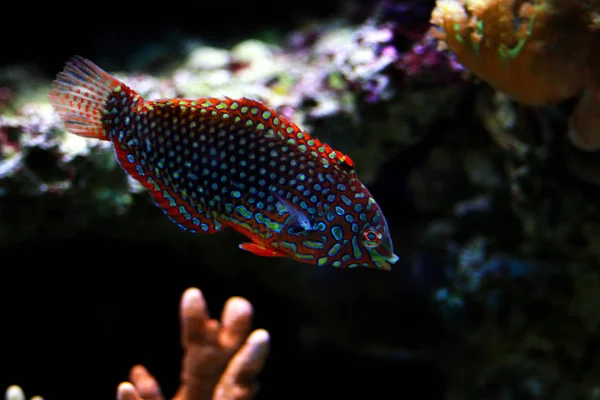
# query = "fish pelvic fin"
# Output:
<box><xmin>49</xmin><ymin>55</ymin><xmax>138</xmax><ymax>141</ymax></box>
<box><xmin>239</xmin><ymin>237</ymin><xmax>287</xmax><ymax>258</ymax></box>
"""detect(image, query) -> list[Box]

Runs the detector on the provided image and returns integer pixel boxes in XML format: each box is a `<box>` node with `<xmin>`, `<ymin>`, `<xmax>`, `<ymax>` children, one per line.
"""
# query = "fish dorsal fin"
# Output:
<box><xmin>186</xmin><ymin>97</ymin><xmax>357</xmax><ymax>175</ymax></box>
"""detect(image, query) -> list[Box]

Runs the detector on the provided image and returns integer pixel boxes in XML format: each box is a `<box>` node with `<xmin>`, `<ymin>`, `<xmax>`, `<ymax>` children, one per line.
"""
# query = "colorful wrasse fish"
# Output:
<box><xmin>49</xmin><ymin>56</ymin><xmax>399</xmax><ymax>270</ymax></box>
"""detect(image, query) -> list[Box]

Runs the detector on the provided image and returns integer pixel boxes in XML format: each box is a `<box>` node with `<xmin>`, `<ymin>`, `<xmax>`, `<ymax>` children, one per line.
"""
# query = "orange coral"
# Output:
<box><xmin>431</xmin><ymin>0</ymin><xmax>600</xmax><ymax>151</ymax></box>
<box><xmin>117</xmin><ymin>288</ymin><xmax>270</xmax><ymax>400</ymax></box>
<box><xmin>430</xmin><ymin>0</ymin><xmax>594</xmax><ymax>106</ymax></box>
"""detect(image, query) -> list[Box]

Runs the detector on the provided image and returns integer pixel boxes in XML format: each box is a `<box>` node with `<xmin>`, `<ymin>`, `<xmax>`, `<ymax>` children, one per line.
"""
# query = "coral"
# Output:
<box><xmin>366</xmin><ymin>0</ymin><xmax>465</xmax><ymax>81</ymax></box>
<box><xmin>4</xmin><ymin>288</ymin><xmax>270</xmax><ymax>400</ymax></box>
<box><xmin>118</xmin><ymin>288</ymin><xmax>270</xmax><ymax>400</ymax></box>
<box><xmin>395</xmin><ymin>29</ymin><xmax>465</xmax><ymax>79</ymax></box>
<box><xmin>430</xmin><ymin>0</ymin><xmax>600</xmax><ymax>152</ymax></box>
<box><xmin>430</xmin><ymin>0</ymin><xmax>595</xmax><ymax>106</ymax></box>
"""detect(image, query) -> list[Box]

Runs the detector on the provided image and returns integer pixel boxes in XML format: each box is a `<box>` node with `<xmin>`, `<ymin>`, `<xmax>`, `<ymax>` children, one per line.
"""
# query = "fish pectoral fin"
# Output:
<box><xmin>239</xmin><ymin>239</ymin><xmax>286</xmax><ymax>258</ymax></box>
<box><xmin>275</xmin><ymin>195</ymin><xmax>315</xmax><ymax>236</ymax></box>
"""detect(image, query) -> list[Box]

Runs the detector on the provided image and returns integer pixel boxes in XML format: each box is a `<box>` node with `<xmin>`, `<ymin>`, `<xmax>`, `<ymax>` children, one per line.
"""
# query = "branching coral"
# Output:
<box><xmin>4</xmin><ymin>288</ymin><xmax>270</xmax><ymax>400</ymax></box>
<box><xmin>119</xmin><ymin>288</ymin><xmax>270</xmax><ymax>400</ymax></box>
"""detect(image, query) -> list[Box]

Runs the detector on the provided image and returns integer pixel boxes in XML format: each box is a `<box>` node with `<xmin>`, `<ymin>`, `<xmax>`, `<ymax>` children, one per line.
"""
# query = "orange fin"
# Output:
<box><xmin>239</xmin><ymin>238</ymin><xmax>286</xmax><ymax>258</ymax></box>
<box><xmin>48</xmin><ymin>55</ymin><xmax>134</xmax><ymax>140</ymax></box>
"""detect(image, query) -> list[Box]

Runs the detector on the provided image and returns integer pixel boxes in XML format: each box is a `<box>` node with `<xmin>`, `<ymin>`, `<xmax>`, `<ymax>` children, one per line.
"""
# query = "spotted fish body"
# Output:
<box><xmin>49</xmin><ymin>56</ymin><xmax>399</xmax><ymax>270</ymax></box>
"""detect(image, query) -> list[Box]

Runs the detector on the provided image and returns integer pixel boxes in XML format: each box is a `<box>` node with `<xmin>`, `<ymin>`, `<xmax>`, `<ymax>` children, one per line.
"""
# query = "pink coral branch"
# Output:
<box><xmin>117</xmin><ymin>288</ymin><xmax>270</xmax><ymax>400</ymax></box>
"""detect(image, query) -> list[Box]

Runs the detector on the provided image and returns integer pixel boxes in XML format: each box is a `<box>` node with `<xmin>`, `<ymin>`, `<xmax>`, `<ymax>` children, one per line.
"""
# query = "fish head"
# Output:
<box><xmin>354</xmin><ymin>198</ymin><xmax>398</xmax><ymax>271</ymax></box>
<box><xmin>320</xmin><ymin>192</ymin><xmax>398</xmax><ymax>271</ymax></box>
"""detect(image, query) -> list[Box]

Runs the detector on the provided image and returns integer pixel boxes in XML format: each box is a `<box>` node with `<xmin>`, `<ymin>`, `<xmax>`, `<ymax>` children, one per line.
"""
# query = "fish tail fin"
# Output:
<box><xmin>49</xmin><ymin>55</ymin><xmax>131</xmax><ymax>141</ymax></box>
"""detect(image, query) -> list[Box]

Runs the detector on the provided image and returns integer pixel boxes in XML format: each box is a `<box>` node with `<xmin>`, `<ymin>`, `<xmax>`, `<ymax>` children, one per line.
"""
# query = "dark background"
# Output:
<box><xmin>0</xmin><ymin>1</ymin><xmax>351</xmax><ymax>77</ymax></box>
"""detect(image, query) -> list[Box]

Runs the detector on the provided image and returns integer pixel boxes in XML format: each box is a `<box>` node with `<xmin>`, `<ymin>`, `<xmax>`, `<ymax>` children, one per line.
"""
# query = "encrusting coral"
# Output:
<box><xmin>4</xmin><ymin>288</ymin><xmax>270</xmax><ymax>400</ymax></box>
<box><xmin>430</xmin><ymin>0</ymin><xmax>600</xmax><ymax>151</ymax></box>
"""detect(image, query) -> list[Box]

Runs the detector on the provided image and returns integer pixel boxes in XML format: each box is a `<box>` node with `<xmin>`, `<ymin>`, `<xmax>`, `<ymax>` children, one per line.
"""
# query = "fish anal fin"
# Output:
<box><xmin>114</xmin><ymin>146</ymin><xmax>222</xmax><ymax>234</ymax></box>
<box><xmin>239</xmin><ymin>238</ymin><xmax>286</xmax><ymax>258</ymax></box>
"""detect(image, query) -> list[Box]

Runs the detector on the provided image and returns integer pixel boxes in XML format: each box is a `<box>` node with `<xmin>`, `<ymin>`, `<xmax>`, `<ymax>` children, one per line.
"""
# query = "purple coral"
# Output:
<box><xmin>395</xmin><ymin>30</ymin><xmax>465</xmax><ymax>78</ymax></box>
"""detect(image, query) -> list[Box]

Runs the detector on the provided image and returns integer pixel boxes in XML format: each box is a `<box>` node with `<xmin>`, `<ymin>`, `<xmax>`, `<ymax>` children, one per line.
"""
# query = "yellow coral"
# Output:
<box><xmin>430</xmin><ymin>0</ymin><xmax>593</xmax><ymax>106</ymax></box>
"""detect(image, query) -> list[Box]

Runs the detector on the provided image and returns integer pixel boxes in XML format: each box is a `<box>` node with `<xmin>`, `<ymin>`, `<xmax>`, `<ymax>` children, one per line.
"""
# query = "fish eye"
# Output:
<box><xmin>362</xmin><ymin>227</ymin><xmax>382</xmax><ymax>249</ymax></box>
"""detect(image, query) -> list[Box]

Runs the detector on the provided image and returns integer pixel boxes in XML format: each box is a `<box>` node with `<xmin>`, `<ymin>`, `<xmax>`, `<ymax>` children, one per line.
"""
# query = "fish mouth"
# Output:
<box><xmin>372</xmin><ymin>253</ymin><xmax>400</xmax><ymax>271</ymax></box>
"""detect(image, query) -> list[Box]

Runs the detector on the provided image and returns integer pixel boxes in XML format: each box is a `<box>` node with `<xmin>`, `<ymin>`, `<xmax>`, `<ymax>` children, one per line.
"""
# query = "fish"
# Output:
<box><xmin>48</xmin><ymin>55</ymin><xmax>399</xmax><ymax>270</ymax></box>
